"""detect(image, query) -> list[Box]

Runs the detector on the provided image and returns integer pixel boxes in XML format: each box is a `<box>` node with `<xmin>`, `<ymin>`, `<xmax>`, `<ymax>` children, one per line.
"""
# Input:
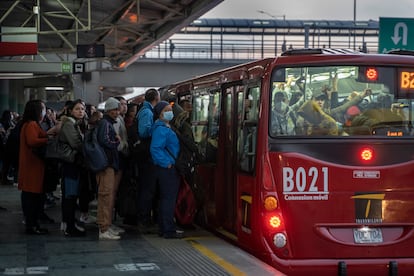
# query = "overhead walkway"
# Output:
<box><xmin>143</xmin><ymin>18</ymin><xmax>379</xmax><ymax>62</ymax></box>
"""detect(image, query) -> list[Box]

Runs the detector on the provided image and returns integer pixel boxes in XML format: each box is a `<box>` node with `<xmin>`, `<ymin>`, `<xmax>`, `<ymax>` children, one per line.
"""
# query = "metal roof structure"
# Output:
<box><xmin>0</xmin><ymin>0</ymin><xmax>223</xmax><ymax>70</ymax></box>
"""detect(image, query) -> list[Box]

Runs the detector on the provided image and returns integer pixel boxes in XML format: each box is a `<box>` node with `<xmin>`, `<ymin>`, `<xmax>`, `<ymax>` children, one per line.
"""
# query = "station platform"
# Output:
<box><xmin>0</xmin><ymin>184</ymin><xmax>283</xmax><ymax>276</ymax></box>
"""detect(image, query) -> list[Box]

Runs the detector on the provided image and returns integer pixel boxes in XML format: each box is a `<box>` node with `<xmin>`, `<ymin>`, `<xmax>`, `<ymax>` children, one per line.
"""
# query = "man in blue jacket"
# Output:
<box><xmin>137</xmin><ymin>88</ymin><xmax>160</xmax><ymax>231</ymax></box>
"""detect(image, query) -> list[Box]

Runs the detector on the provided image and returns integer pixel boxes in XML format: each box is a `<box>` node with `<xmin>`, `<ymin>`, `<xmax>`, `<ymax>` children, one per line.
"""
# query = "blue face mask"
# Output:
<box><xmin>163</xmin><ymin>110</ymin><xmax>174</xmax><ymax>121</ymax></box>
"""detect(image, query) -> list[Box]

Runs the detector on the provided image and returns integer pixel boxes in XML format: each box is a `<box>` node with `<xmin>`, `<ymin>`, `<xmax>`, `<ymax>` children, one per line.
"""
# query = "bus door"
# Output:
<box><xmin>236</xmin><ymin>85</ymin><xmax>260</xmax><ymax>237</ymax></box>
<box><xmin>216</xmin><ymin>84</ymin><xmax>245</xmax><ymax>233</ymax></box>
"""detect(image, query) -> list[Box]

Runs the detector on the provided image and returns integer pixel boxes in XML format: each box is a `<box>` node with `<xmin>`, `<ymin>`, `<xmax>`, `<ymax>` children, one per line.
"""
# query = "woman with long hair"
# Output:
<box><xmin>18</xmin><ymin>100</ymin><xmax>49</xmax><ymax>235</ymax></box>
<box><xmin>58</xmin><ymin>99</ymin><xmax>87</xmax><ymax>237</ymax></box>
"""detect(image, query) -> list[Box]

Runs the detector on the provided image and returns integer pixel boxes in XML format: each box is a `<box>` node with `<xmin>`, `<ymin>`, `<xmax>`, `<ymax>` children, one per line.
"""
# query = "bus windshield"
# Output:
<box><xmin>270</xmin><ymin>65</ymin><xmax>413</xmax><ymax>137</ymax></box>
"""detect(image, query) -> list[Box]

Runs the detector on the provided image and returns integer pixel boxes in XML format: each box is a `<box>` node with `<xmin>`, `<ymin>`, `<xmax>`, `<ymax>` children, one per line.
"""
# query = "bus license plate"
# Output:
<box><xmin>353</xmin><ymin>228</ymin><xmax>383</xmax><ymax>244</ymax></box>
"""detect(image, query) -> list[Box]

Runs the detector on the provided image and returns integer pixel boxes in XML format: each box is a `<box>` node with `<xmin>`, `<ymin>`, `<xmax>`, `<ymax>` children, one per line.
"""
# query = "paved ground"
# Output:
<box><xmin>0</xmin><ymin>184</ymin><xmax>281</xmax><ymax>276</ymax></box>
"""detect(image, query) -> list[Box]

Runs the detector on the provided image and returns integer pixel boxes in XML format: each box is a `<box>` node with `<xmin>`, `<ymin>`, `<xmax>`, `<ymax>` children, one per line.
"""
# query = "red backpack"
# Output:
<box><xmin>175</xmin><ymin>176</ymin><xmax>197</xmax><ymax>225</ymax></box>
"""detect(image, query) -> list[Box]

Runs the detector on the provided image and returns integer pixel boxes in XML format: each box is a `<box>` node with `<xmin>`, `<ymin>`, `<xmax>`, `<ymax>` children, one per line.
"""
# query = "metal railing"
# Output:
<box><xmin>143</xmin><ymin>19</ymin><xmax>379</xmax><ymax>61</ymax></box>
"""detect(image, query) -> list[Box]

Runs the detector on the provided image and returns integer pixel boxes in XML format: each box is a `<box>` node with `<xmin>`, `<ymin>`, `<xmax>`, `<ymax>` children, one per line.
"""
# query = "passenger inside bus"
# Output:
<box><xmin>239</xmin><ymin>96</ymin><xmax>259</xmax><ymax>170</ymax></box>
<box><xmin>345</xmin><ymin>101</ymin><xmax>407</xmax><ymax>135</ymax></box>
<box><xmin>270</xmin><ymin>65</ymin><xmax>414</xmax><ymax>137</ymax></box>
<box><xmin>270</xmin><ymin>92</ymin><xmax>297</xmax><ymax>136</ymax></box>
<box><xmin>297</xmin><ymin>99</ymin><xmax>339</xmax><ymax>136</ymax></box>
<box><xmin>199</xmin><ymin>126</ymin><xmax>217</xmax><ymax>163</ymax></box>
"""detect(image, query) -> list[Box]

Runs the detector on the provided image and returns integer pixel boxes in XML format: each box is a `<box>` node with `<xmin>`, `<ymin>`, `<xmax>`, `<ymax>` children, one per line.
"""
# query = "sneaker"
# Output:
<box><xmin>79</xmin><ymin>214</ymin><xmax>96</xmax><ymax>224</ymax></box>
<box><xmin>64</xmin><ymin>227</ymin><xmax>86</xmax><ymax>237</ymax></box>
<box><xmin>60</xmin><ymin>222</ymin><xmax>67</xmax><ymax>232</ymax></box>
<box><xmin>108</xmin><ymin>227</ymin><xmax>121</xmax><ymax>236</ymax></box>
<box><xmin>99</xmin><ymin>230</ymin><xmax>120</xmax><ymax>240</ymax></box>
<box><xmin>75</xmin><ymin>223</ymin><xmax>85</xmax><ymax>232</ymax></box>
<box><xmin>110</xmin><ymin>224</ymin><xmax>125</xmax><ymax>234</ymax></box>
<box><xmin>61</xmin><ymin>222</ymin><xmax>85</xmax><ymax>232</ymax></box>
<box><xmin>89</xmin><ymin>199</ymin><xmax>98</xmax><ymax>207</ymax></box>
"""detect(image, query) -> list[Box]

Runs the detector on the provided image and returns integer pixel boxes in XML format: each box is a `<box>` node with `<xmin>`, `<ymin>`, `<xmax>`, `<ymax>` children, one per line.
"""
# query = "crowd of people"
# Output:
<box><xmin>0</xmin><ymin>88</ymin><xmax>195</xmax><ymax>240</ymax></box>
<box><xmin>271</xmin><ymin>73</ymin><xmax>408</xmax><ymax>137</ymax></box>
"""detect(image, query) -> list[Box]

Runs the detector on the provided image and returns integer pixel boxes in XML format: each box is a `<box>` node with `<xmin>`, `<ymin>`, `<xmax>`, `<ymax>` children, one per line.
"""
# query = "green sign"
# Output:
<box><xmin>379</xmin><ymin>17</ymin><xmax>414</xmax><ymax>53</ymax></box>
<box><xmin>61</xmin><ymin>62</ymin><xmax>72</xmax><ymax>73</ymax></box>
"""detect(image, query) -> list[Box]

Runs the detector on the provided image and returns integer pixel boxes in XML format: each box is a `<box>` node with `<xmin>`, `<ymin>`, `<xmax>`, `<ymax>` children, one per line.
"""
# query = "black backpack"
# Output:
<box><xmin>127</xmin><ymin>103</ymin><xmax>151</xmax><ymax>161</ymax></box>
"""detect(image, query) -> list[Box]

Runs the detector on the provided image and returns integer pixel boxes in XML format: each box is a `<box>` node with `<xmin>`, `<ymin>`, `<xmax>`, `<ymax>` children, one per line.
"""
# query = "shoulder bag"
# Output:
<box><xmin>45</xmin><ymin>137</ymin><xmax>77</xmax><ymax>163</ymax></box>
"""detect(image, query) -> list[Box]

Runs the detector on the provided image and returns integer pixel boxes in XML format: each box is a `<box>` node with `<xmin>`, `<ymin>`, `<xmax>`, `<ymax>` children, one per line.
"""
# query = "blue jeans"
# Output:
<box><xmin>156</xmin><ymin>166</ymin><xmax>180</xmax><ymax>236</ymax></box>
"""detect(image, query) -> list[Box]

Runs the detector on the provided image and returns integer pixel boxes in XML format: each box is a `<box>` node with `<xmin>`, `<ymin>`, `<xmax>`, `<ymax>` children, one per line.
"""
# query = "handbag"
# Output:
<box><xmin>45</xmin><ymin>137</ymin><xmax>76</xmax><ymax>163</ymax></box>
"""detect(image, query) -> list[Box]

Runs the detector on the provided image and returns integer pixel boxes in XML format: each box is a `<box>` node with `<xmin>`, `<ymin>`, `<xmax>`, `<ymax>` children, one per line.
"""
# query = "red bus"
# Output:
<box><xmin>163</xmin><ymin>49</ymin><xmax>414</xmax><ymax>275</ymax></box>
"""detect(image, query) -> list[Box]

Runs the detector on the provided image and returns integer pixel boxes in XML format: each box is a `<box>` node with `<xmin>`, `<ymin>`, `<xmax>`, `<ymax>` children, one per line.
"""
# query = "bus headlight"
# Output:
<box><xmin>273</xmin><ymin>233</ymin><xmax>287</xmax><ymax>248</ymax></box>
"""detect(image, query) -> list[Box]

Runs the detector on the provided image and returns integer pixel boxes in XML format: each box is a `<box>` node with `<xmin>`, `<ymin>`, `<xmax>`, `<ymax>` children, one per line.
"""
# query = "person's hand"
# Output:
<box><xmin>361</xmin><ymin>88</ymin><xmax>372</xmax><ymax>98</ymax></box>
<box><xmin>332</xmin><ymin>73</ymin><xmax>338</xmax><ymax>91</ymax></box>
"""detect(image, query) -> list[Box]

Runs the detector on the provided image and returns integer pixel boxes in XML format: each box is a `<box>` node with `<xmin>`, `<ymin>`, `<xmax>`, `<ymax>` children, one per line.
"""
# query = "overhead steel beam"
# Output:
<box><xmin>56</xmin><ymin>0</ymin><xmax>88</xmax><ymax>29</ymax></box>
<box><xmin>42</xmin><ymin>16</ymin><xmax>75</xmax><ymax>50</ymax></box>
<box><xmin>0</xmin><ymin>0</ymin><xmax>21</xmax><ymax>24</ymax></box>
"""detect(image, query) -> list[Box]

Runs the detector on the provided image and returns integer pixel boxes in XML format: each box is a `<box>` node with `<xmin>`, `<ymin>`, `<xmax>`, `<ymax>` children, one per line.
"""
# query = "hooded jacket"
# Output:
<box><xmin>150</xmin><ymin>119</ymin><xmax>180</xmax><ymax>168</ymax></box>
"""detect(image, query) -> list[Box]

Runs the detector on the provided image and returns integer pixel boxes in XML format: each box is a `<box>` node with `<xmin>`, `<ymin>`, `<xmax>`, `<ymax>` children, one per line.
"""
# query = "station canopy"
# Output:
<box><xmin>0</xmin><ymin>0</ymin><xmax>223</xmax><ymax>70</ymax></box>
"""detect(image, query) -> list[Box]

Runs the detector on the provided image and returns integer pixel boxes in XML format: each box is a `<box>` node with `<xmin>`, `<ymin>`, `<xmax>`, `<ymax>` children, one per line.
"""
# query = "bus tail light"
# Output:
<box><xmin>265</xmin><ymin>213</ymin><xmax>284</xmax><ymax>231</ymax></box>
<box><xmin>269</xmin><ymin>215</ymin><xmax>282</xmax><ymax>228</ymax></box>
<box><xmin>264</xmin><ymin>196</ymin><xmax>278</xmax><ymax>211</ymax></box>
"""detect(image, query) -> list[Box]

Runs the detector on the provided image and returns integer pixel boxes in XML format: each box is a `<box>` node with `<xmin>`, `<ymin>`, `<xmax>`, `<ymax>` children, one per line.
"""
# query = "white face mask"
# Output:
<box><xmin>41</xmin><ymin>109</ymin><xmax>46</xmax><ymax>118</ymax></box>
<box><xmin>163</xmin><ymin>110</ymin><xmax>174</xmax><ymax>121</ymax></box>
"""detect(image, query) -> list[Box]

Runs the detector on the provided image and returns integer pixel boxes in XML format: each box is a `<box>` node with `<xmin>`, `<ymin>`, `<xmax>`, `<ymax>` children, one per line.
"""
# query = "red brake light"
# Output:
<box><xmin>265</xmin><ymin>213</ymin><xmax>284</xmax><ymax>230</ymax></box>
<box><xmin>366</xmin><ymin>68</ymin><xmax>378</xmax><ymax>81</ymax></box>
<box><xmin>269</xmin><ymin>215</ymin><xmax>282</xmax><ymax>228</ymax></box>
<box><xmin>360</xmin><ymin>147</ymin><xmax>374</xmax><ymax>161</ymax></box>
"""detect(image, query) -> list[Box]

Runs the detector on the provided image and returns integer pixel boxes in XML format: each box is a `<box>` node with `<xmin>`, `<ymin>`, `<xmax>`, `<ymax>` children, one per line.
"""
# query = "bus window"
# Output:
<box><xmin>193</xmin><ymin>93</ymin><xmax>209</xmax><ymax>123</ymax></box>
<box><xmin>239</xmin><ymin>86</ymin><xmax>260</xmax><ymax>172</ymax></box>
<box><xmin>269</xmin><ymin>66</ymin><xmax>413</xmax><ymax>137</ymax></box>
<box><xmin>193</xmin><ymin>90</ymin><xmax>220</xmax><ymax>163</ymax></box>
